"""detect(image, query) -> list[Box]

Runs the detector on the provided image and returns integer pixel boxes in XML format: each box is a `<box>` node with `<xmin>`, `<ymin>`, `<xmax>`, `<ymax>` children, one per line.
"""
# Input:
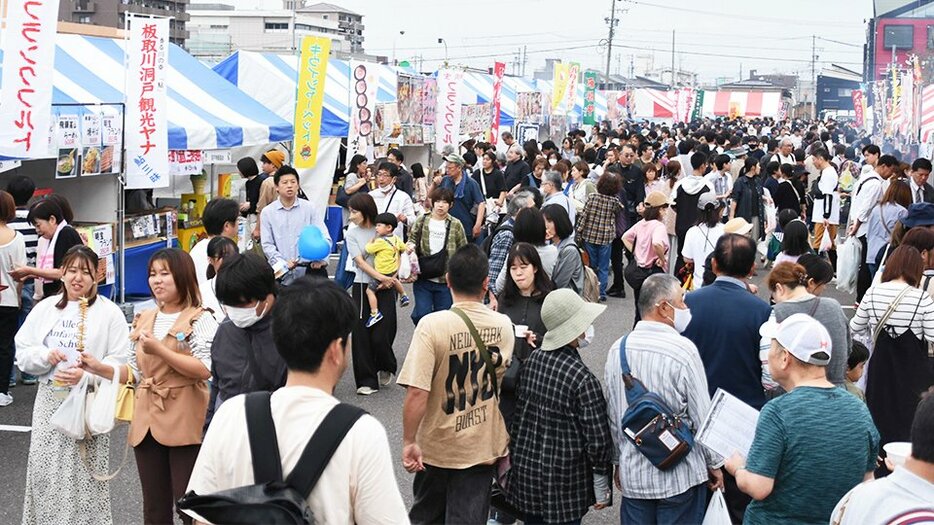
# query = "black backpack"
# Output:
<box><xmin>482</xmin><ymin>221</ymin><xmax>513</xmax><ymax>257</ymax></box>
<box><xmin>177</xmin><ymin>392</ymin><xmax>365</xmax><ymax>525</ymax></box>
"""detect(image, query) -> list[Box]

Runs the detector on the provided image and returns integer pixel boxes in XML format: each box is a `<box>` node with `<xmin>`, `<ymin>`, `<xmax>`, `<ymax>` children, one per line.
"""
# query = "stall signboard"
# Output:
<box><xmin>582</xmin><ymin>71</ymin><xmax>597</xmax><ymax>125</ymax></box>
<box><xmin>0</xmin><ymin>161</ymin><xmax>22</xmax><ymax>174</ymax></box>
<box><xmin>422</xmin><ymin>78</ymin><xmax>437</xmax><ymax>126</ymax></box>
<box><xmin>55</xmin><ymin>114</ymin><xmax>79</xmax><ymax>179</ymax></box>
<box><xmin>0</xmin><ymin>0</ymin><xmax>60</xmax><ymax>159</ymax></box>
<box><xmin>460</xmin><ymin>103</ymin><xmax>492</xmax><ymax>137</ymax></box>
<box><xmin>434</xmin><ymin>68</ymin><xmax>464</xmax><ymax>154</ymax></box>
<box><xmin>99</xmin><ymin>109</ymin><xmax>122</xmax><ymax>175</ymax></box>
<box><xmin>347</xmin><ymin>60</ymin><xmax>377</xmax><ymax>163</ymax></box>
<box><xmin>81</xmin><ymin>113</ymin><xmax>102</xmax><ymax>175</ymax></box>
<box><xmin>516</xmin><ymin>123</ymin><xmax>539</xmax><ymax>145</ymax></box>
<box><xmin>517</xmin><ymin>92</ymin><xmax>543</xmax><ymax>124</ymax></box>
<box><xmin>203</xmin><ymin>150</ymin><xmax>231</xmax><ymax>165</ymax></box>
<box><xmin>852</xmin><ymin>90</ymin><xmax>865</xmax><ymax>128</ymax></box>
<box><xmin>491</xmin><ymin>62</ymin><xmax>506</xmax><ymax>145</ymax></box>
<box><xmin>563</xmin><ymin>63</ymin><xmax>581</xmax><ymax>118</ymax></box>
<box><xmin>168</xmin><ymin>150</ymin><xmax>204</xmax><ymax>176</ymax></box>
<box><xmin>125</xmin><ymin>17</ymin><xmax>169</xmax><ymax>189</ymax></box>
<box><xmin>376</xmin><ymin>103</ymin><xmax>402</xmax><ymax>145</ymax></box>
<box><xmin>293</xmin><ymin>36</ymin><xmax>331</xmax><ymax>169</ymax></box>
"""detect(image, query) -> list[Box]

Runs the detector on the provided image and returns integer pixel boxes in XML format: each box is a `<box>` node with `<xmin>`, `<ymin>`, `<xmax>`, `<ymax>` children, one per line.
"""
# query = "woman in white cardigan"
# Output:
<box><xmin>15</xmin><ymin>245</ymin><xmax>130</xmax><ymax>525</ymax></box>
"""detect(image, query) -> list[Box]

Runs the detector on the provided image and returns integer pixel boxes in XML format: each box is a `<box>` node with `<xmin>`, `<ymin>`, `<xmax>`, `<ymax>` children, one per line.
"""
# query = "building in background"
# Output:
<box><xmin>817</xmin><ymin>64</ymin><xmax>862</xmax><ymax>118</ymax></box>
<box><xmin>297</xmin><ymin>2</ymin><xmax>365</xmax><ymax>54</ymax></box>
<box><xmin>58</xmin><ymin>0</ymin><xmax>190</xmax><ymax>47</ymax></box>
<box><xmin>864</xmin><ymin>0</ymin><xmax>934</xmax><ymax>81</ymax></box>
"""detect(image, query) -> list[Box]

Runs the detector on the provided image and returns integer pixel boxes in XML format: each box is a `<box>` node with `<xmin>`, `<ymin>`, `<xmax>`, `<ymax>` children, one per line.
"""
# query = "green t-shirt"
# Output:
<box><xmin>744</xmin><ymin>386</ymin><xmax>880</xmax><ymax>525</ymax></box>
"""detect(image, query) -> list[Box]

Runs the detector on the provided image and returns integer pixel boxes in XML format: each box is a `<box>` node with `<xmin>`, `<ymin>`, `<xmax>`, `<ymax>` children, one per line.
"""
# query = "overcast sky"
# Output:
<box><xmin>235</xmin><ymin>0</ymin><xmax>874</xmax><ymax>83</ymax></box>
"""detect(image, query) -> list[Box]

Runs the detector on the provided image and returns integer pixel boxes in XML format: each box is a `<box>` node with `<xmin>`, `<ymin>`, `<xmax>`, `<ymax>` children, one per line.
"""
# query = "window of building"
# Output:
<box><xmin>209</xmin><ymin>24</ymin><xmax>228</xmax><ymax>30</ymax></box>
<box><xmin>928</xmin><ymin>26</ymin><xmax>934</xmax><ymax>49</ymax></box>
<box><xmin>265</xmin><ymin>22</ymin><xmax>289</xmax><ymax>32</ymax></box>
<box><xmin>838</xmin><ymin>88</ymin><xmax>853</xmax><ymax>97</ymax></box>
<box><xmin>79</xmin><ymin>15</ymin><xmax>91</xmax><ymax>23</ymax></box>
<box><xmin>322</xmin><ymin>14</ymin><xmax>328</xmax><ymax>19</ymax></box>
<box><xmin>883</xmin><ymin>25</ymin><xmax>914</xmax><ymax>49</ymax></box>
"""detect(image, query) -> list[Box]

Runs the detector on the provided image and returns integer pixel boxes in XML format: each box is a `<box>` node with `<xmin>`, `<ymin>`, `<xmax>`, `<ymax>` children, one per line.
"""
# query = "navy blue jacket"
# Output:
<box><xmin>683</xmin><ymin>278</ymin><xmax>772</xmax><ymax>409</ymax></box>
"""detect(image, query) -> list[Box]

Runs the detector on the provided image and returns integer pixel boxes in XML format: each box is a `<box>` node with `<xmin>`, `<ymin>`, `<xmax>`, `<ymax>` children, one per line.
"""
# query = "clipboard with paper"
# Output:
<box><xmin>697</xmin><ymin>389</ymin><xmax>761</xmax><ymax>459</ymax></box>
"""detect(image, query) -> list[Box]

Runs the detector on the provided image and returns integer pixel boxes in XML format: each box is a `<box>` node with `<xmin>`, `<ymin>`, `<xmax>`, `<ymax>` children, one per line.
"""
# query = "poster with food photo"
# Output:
<box><xmin>81</xmin><ymin>113</ymin><xmax>102</xmax><ymax>175</ymax></box>
<box><xmin>55</xmin><ymin>114</ymin><xmax>80</xmax><ymax>179</ymax></box>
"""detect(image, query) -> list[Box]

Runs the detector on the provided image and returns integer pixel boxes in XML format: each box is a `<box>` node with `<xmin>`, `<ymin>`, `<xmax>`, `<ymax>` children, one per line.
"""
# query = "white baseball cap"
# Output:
<box><xmin>759</xmin><ymin>313</ymin><xmax>832</xmax><ymax>366</ymax></box>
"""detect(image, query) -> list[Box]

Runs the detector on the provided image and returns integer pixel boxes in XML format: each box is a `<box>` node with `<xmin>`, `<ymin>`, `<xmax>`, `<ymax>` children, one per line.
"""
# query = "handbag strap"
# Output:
<box><xmin>382</xmin><ymin>189</ymin><xmax>397</xmax><ymax>213</ymax></box>
<box><xmin>245</xmin><ymin>391</ymin><xmax>283</xmax><ymax>485</ymax></box>
<box><xmin>617</xmin><ymin>334</ymin><xmax>643</xmax><ymax>405</ymax></box>
<box><xmin>286</xmin><ymin>403</ymin><xmax>365</xmax><ymax>497</ymax></box>
<box><xmin>79</xmin><ymin>426</ymin><xmax>132</xmax><ymax>482</ymax></box>
<box><xmin>873</xmin><ymin>286</ymin><xmax>913</xmax><ymax>346</ymax></box>
<box><xmin>451</xmin><ymin>307</ymin><xmax>498</xmax><ymax>397</ymax></box>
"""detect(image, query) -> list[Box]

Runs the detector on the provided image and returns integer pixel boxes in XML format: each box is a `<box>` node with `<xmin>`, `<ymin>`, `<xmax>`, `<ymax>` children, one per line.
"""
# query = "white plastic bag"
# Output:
<box><xmin>50</xmin><ymin>373</ymin><xmax>90</xmax><ymax>440</ymax></box>
<box><xmin>702</xmin><ymin>489</ymin><xmax>731</xmax><ymax>525</ymax></box>
<box><xmin>398</xmin><ymin>251</ymin><xmax>412</xmax><ymax>280</ymax></box>
<box><xmin>836</xmin><ymin>235</ymin><xmax>862</xmax><ymax>294</ymax></box>
<box><xmin>86</xmin><ymin>365</ymin><xmax>120</xmax><ymax>436</ymax></box>
<box><xmin>819</xmin><ymin>228</ymin><xmax>833</xmax><ymax>252</ymax></box>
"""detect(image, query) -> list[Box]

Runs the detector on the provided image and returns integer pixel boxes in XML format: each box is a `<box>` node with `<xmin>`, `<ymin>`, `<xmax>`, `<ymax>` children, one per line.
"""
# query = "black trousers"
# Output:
<box><xmin>351</xmin><ymin>283</ymin><xmax>397</xmax><ymax>390</ymax></box>
<box><xmin>609</xmin><ymin>238</ymin><xmax>625</xmax><ymax>292</ymax></box>
<box><xmin>856</xmin><ymin>235</ymin><xmax>872</xmax><ymax>303</ymax></box>
<box><xmin>134</xmin><ymin>432</ymin><xmax>200</xmax><ymax>525</ymax></box>
<box><xmin>0</xmin><ymin>306</ymin><xmax>20</xmax><ymax>394</ymax></box>
<box><xmin>410</xmin><ymin>463</ymin><xmax>494</xmax><ymax>524</ymax></box>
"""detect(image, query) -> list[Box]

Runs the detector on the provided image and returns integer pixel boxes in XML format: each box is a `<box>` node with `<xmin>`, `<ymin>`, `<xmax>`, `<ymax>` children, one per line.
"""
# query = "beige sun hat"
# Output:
<box><xmin>540</xmin><ymin>289</ymin><xmax>606</xmax><ymax>351</ymax></box>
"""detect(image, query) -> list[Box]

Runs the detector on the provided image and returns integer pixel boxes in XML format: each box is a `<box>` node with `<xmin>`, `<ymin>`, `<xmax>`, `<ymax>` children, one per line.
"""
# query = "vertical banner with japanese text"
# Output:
<box><xmin>551</xmin><ymin>62</ymin><xmax>570</xmax><ymax>113</ymax></box>
<box><xmin>563</xmin><ymin>63</ymin><xmax>580</xmax><ymax>118</ymax></box>
<box><xmin>434</xmin><ymin>68</ymin><xmax>464</xmax><ymax>154</ymax></box>
<box><xmin>293</xmin><ymin>36</ymin><xmax>330</xmax><ymax>169</ymax></box>
<box><xmin>347</xmin><ymin>60</ymin><xmax>377</xmax><ymax>163</ymax></box>
<box><xmin>490</xmin><ymin>62</ymin><xmax>506</xmax><ymax>145</ymax></box>
<box><xmin>582</xmin><ymin>71</ymin><xmax>597</xmax><ymax>125</ymax></box>
<box><xmin>852</xmin><ymin>90</ymin><xmax>864</xmax><ymax>128</ymax></box>
<box><xmin>0</xmin><ymin>0</ymin><xmax>61</xmax><ymax>158</ymax></box>
<box><xmin>125</xmin><ymin>17</ymin><xmax>169</xmax><ymax>188</ymax></box>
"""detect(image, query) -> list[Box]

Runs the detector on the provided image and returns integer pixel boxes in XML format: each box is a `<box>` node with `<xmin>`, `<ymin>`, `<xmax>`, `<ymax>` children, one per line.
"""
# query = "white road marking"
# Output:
<box><xmin>0</xmin><ymin>424</ymin><xmax>31</xmax><ymax>433</ymax></box>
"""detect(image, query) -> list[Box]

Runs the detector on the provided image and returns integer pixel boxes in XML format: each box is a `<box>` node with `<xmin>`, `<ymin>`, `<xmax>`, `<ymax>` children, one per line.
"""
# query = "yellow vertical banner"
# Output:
<box><xmin>551</xmin><ymin>62</ymin><xmax>570</xmax><ymax>113</ymax></box>
<box><xmin>293</xmin><ymin>36</ymin><xmax>331</xmax><ymax>168</ymax></box>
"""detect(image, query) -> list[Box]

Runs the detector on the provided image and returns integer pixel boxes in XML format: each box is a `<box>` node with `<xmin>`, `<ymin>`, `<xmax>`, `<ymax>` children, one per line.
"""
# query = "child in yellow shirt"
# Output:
<box><xmin>364</xmin><ymin>213</ymin><xmax>410</xmax><ymax>327</ymax></box>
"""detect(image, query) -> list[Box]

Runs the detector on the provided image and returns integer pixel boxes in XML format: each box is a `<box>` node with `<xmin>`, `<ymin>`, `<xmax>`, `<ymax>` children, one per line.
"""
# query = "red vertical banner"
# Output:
<box><xmin>852</xmin><ymin>90</ymin><xmax>864</xmax><ymax>128</ymax></box>
<box><xmin>490</xmin><ymin>62</ymin><xmax>506</xmax><ymax>145</ymax></box>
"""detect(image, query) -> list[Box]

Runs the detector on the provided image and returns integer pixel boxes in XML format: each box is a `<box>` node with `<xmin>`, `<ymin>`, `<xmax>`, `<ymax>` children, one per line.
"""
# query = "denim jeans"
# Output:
<box><xmin>620</xmin><ymin>483</ymin><xmax>706</xmax><ymax>525</ymax></box>
<box><xmin>411</xmin><ymin>279</ymin><xmax>453</xmax><ymax>326</ymax></box>
<box><xmin>584</xmin><ymin>242</ymin><xmax>612</xmax><ymax>299</ymax></box>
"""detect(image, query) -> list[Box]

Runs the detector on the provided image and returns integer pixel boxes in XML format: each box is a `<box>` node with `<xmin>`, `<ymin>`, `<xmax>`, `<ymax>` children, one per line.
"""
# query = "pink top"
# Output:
<box><xmin>623</xmin><ymin>219</ymin><xmax>670</xmax><ymax>270</ymax></box>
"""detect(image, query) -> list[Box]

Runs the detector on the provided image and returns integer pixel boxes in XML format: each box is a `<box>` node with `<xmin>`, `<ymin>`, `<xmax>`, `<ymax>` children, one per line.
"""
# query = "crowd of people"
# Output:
<box><xmin>1</xmin><ymin>115</ymin><xmax>933</xmax><ymax>525</ymax></box>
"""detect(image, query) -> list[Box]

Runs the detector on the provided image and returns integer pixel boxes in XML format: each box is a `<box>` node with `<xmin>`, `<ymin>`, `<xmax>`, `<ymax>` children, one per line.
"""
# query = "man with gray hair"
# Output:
<box><xmin>605</xmin><ymin>273</ymin><xmax>724</xmax><ymax>524</ymax></box>
<box><xmin>540</xmin><ymin>170</ymin><xmax>576</xmax><ymax>225</ymax></box>
<box><xmin>770</xmin><ymin>138</ymin><xmax>795</xmax><ymax>166</ymax></box>
<box><xmin>504</xmin><ymin>144</ymin><xmax>532</xmax><ymax>190</ymax></box>
<box><xmin>486</xmin><ymin>191</ymin><xmax>536</xmax><ymax>302</ymax></box>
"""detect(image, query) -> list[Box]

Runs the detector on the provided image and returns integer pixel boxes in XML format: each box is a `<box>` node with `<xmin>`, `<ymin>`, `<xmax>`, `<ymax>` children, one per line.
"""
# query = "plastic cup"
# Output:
<box><xmin>883</xmin><ymin>442</ymin><xmax>912</xmax><ymax>468</ymax></box>
<box><xmin>514</xmin><ymin>324</ymin><xmax>528</xmax><ymax>338</ymax></box>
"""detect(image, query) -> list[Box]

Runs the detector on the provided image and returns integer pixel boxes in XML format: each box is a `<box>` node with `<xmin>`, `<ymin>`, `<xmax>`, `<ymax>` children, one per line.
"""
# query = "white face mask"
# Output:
<box><xmin>225</xmin><ymin>301</ymin><xmax>267</xmax><ymax>328</ymax></box>
<box><xmin>549</xmin><ymin>158</ymin><xmax>558</xmax><ymax>166</ymax></box>
<box><xmin>379</xmin><ymin>182</ymin><xmax>394</xmax><ymax>193</ymax></box>
<box><xmin>666</xmin><ymin>302</ymin><xmax>693</xmax><ymax>333</ymax></box>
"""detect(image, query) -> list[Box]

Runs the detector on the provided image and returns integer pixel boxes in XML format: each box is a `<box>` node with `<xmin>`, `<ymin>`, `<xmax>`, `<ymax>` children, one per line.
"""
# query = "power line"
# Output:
<box><xmin>623</xmin><ymin>0</ymin><xmax>867</xmax><ymax>28</ymax></box>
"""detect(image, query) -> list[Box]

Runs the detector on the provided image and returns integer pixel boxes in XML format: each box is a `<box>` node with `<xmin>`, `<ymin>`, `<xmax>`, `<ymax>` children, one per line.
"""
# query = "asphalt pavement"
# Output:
<box><xmin>0</xmin><ymin>268</ymin><xmax>856</xmax><ymax>525</ymax></box>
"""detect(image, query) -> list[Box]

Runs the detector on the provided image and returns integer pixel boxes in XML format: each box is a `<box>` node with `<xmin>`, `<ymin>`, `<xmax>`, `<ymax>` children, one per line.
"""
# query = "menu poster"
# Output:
<box><xmin>55</xmin><ymin>115</ymin><xmax>80</xmax><ymax>179</ymax></box>
<box><xmin>91</xmin><ymin>224</ymin><xmax>114</xmax><ymax>257</ymax></box>
<box><xmin>168</xmin><ymin>150</ymin><xmax>204</xmax><ymax>176</ymax></box>
<box><xmin>81</xmin><ymin>113</ymin><xmax>103</xmax><ymax>176</ymax></box>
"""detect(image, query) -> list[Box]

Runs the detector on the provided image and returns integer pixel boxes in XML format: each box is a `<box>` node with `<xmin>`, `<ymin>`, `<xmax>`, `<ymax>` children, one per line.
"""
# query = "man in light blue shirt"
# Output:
<box><xmin>260</xmin><ymin>165</ymin><xmax>330</xmax><ymax>285</ymax></box>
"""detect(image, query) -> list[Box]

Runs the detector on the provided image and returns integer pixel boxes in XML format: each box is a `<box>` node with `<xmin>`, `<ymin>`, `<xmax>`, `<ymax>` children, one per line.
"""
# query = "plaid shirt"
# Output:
<box><xmin>488</xmin><ymin>219</ymin><xmax>514</xmax><ymax>294</ymax></box>
<box><xmin>408</xmin><ymin>214</ymin><xmax>468</xmax><ymax>279</ymax></box>
<box><xmin>506</xmin><ymin>345</ymin><xmax>613</xmax><ymax>522</ymax></box>
<box><xmin>576</xmin><ymin>193</ymin><xmax>623</xmax><ymax>246</ymax></box>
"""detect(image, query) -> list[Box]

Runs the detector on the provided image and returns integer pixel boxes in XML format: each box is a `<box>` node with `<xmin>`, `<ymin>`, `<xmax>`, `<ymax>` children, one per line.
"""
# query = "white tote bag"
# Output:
<box><xmin>702</xmin><ymin>489</ymin><xmax>731</xmax><ymax>525</ymax></box>
<box><xmin>50</xmin><ymin>374</ymin><xmax>91</xmax><ymax>439</ymax></box>
<box><xmin>398</xmin><ymin>251</ymin><xmax>412</xmax><ymax>280</ymax></box>
<box><xmin>86</xmin><ymin>365</ymin><xmax>120</xmax><ymax>436</ymax></box>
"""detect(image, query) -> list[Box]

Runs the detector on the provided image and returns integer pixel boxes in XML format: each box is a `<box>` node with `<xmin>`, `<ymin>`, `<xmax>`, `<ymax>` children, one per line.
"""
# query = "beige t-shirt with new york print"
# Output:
<box><xmin>397</xmin><ymin>301</ymin><xmax>515</xmax><ymax>469</ymax></box>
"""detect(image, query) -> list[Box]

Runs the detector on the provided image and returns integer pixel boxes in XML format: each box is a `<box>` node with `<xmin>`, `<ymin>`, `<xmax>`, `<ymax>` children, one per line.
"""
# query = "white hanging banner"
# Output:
<box><xmin>347</xmin><ymin>60</ymin><xmax>378</xmax><ymax>163</ymax></box>
<box><xmin>0</xmin><ymin>0</ymin><xmax>61</xmax><ymax>159</ymax></box>
<box><xmin>125</xmin><ymin>17</ymin><xmax>169</xmax><ymax>189</ymax></box>
<box><xmin>434</xmin><ymin>68</ymin><xmax>465</xmax><ymax>154</ymax></box>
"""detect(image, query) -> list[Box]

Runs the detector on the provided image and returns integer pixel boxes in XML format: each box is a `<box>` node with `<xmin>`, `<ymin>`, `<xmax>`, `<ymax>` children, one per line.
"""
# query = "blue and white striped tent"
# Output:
<box><xmin>0</xmin><ymin>34</ymin><xmax>292</xmax><ymax>154</ymax></box>
<box><xmin>212</xmin><ymin>50</ymin><xmax>414</xmax><ymax>137</ymax></box>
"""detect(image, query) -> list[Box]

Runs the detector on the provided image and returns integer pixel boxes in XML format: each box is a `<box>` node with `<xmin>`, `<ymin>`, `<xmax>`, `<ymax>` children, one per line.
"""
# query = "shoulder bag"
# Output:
<box><xmin>177</xmin><ymin>391</ymin><xmax>365</xmax><ymax>525</ymax></box>
<box><xmin>416</xmin><ymin>218</ymin><xmax>451</xmax><ymax>280</ymax></box>
<box><xmin>618</xmin><ymin>335</ymin><xmax>694</xmax><ymax>470</ymax></box>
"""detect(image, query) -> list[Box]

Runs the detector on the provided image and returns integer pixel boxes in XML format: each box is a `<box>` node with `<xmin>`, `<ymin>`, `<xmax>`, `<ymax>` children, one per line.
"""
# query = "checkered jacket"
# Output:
<box><xmin>506</xmin><ymin>345</ymin><xmax>613</xmax><ymax>522</ymax></box>
<box><xmin>576</xmin><ymin>193</ymin><xmax>623</xmax><ymax>246</ymax></box>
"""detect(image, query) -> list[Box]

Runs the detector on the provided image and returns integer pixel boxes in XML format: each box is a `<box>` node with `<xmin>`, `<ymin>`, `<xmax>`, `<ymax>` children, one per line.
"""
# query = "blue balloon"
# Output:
<box><xmin>298</xmin><ymin>225</ymin><xmax>330</xmax><ymax>261</ymax></box>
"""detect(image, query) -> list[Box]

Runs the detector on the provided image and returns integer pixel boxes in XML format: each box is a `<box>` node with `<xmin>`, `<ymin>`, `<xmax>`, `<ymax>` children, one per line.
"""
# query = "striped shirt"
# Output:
<box><xmin>128</xmin><ymin>310</ymin><xmax>218</xmax><ymax>379</ymax></box>
<box><xmin>11</xmin><ymin>209</ymin><xmax>37</xmax><ymax>267</ymax></box>
<box><xmin>850</xmin><ymin>281</ymin><xmax>934</xmax><ymax>342</ymax></box>
<box><xmin>604</xmin><ymin>321</ymin><xmax>723</xmax><ymax>500</ymax></box>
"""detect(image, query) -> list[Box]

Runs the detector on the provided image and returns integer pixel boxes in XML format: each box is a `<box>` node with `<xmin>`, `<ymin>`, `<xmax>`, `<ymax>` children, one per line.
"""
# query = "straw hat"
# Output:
<box><xmin>540</xmin><ymin>289</ymin><xmax>606</xmax><ymax>351</ymax></box>
<box><xmin>724</xmin><ymin>217</ymin><xmax>753</xmax><ymax>235</ymax></box>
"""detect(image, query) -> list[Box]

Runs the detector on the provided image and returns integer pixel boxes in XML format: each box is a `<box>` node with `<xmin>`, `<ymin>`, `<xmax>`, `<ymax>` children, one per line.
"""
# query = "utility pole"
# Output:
<box><xmin>671</xmin><ymin>29</ymin><xmax>676</xmax><ymax>86</ymax></box>
<box><xmin>605</xmin><ymin>0</ymin><xmax>617</xmax><ymax>79</ymax></box>
<box><xmin>739</xmin><ymin>63</ymin><xmax>743</xmax><ymax>81</ymax></box>
<box><xmin>811</xmin><ymin>34</ymin><xmax>817</xmax><ymax>119</ymax></box>
<box><xmin>629</xmin><ymin>54</ymin><xmax>634</xmax><ymax>78</ymax></box>
<box><xmin>521</xmin><ymin>45</ymin><xmax>527</xmax><ymax>77</ymax></box>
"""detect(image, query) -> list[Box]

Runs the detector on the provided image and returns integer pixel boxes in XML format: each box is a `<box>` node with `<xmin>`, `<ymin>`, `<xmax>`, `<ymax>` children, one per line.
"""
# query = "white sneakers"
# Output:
<box><xmin>0</xmin><ymin>392</ymin><xmax>12</xmax><ymax>407</ymax></box>
<box><xmin>356</xmin><ymin>386</ymin><xmax>377</xmax><ymax>396</ymax></box>
<box><xmin>378</xmin><ymin>371</ymin><xmax>394</xmax><ymax>386</ymax></box>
